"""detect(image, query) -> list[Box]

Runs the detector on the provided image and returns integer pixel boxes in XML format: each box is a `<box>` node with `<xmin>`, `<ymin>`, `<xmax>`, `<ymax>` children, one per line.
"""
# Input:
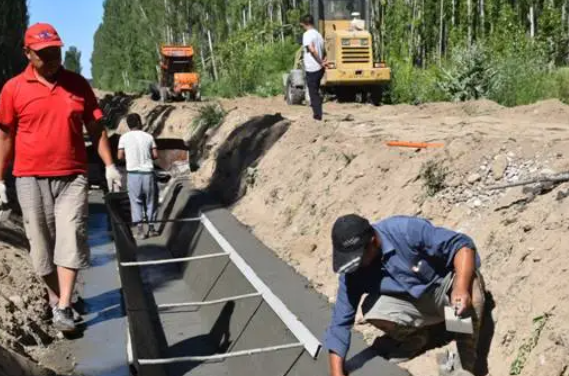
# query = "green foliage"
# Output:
<box><xmin>0</xmin><ymin>0</ymin><xmax>28</xmax><ymax>89</ymax></box>
<box><xmin>389</xmin><ymin>61</ymin><xmax>446</xmax><ymax>104</ymax></box>
<box><xmin>193</xmin><ymin>102</ymin><xmax>226</xmax><ymax>130</ymax></box>
<box><xmin>64</xmin><ymin>46</ymin><xmax>82</xmax><ymax>74</ymax></box>
<box><xmin>510</xmin><ymin>313</ymin><xmax>551</xmax><ymax>375</ymax></box>
<box><xmin>438</xmin><ymin>44</ymin><xmax>496</xmax><ymax>102</ymax></box>
<box><xmin>380</xmin><ymin>0</ymin><xmax>569</xmax><ymax>107</ymax></box>
<box><xmin>204</xmin><ymin>37</ymin><xmax>297</xmax><ymax>98</ymax></box>
<box><xmin>90</xmin><ymin>0</ymin><xmax>569</xmax><ymax>106</ymax></box>
<box><xmin>420</xmin><ymin>160</ymin><xmax>447</xmax><ymax>197</ymax></box>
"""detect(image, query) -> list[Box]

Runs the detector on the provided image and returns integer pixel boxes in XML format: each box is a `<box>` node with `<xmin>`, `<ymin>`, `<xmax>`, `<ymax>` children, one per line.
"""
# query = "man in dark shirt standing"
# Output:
<box><xmin>325</xmin><ymin>214</ymin><xmax>485</xmax><ymax>376</ymax></box>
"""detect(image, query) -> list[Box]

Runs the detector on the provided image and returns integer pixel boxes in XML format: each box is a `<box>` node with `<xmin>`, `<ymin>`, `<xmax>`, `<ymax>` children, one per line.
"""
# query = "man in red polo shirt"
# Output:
<box><xmin>0</xmin><ymin>23</ymin><xmax>122</xmax><ymax>332</ymax></box>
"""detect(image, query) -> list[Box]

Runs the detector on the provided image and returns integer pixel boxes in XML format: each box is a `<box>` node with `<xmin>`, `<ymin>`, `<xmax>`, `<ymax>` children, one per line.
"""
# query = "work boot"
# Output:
<box><xmin>52</xmin><ymin>306</ymin><xmax>76</xmax><ymax>332</ymax></box>
<box><xmin>372</xmin><ymin>327</ymin><xmax>430</xmax><ymax>363</ymax></box>
<box><xmin>134</xmin><ymin>224</ymin><xmax>147</xmax><ymax>240</ymax></box>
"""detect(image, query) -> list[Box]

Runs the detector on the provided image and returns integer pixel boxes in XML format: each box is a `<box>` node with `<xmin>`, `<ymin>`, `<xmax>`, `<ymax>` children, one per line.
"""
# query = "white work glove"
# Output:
<box><xmin>105</xmin><ymin>164</ymin><xmax>122</xmax><ymax>192</ymax></box>
<box><xmin>0</xmin><ymin>181</ymin><xmax>7</xmax><ymax>206</ymax></box>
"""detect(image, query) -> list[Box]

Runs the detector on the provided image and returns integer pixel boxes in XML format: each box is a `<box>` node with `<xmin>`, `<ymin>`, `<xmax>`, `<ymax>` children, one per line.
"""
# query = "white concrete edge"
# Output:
<box><xmin>201</xmin><ymin>213</ymin><xmax>322</xmax><ymax>359</ymax></box>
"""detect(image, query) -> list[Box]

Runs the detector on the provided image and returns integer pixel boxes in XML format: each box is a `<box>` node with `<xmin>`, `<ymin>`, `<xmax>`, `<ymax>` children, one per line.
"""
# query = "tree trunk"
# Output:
<box><xmin>439</xmin><ymin>0</ymin><xmax>444</xmax><ymax>62</ymax></box>
<box><xmin>248</xmin><ymin>0</ymin><xmax>252</xmax><ymax>22</ymax></box>
<box><xmin>207</xmin><ymin>28</ymin><xmax>218</xmax><ymax>80</ymax></box>
<box><xmin>467</xmin><ymin>0</ymin><xmax>472</xmax><ymax>46</ymax></box>
<box><xmin>529</xmin><ymin>5</ymin><xmax>535</xmax><ymax>38</ymax></box>
<box><xmin>479</xmin><ymin>0</ymin><xmax>484</xmax><ymax>36</ymax></box>
<box><xmin>268</xmin><ymin>1</ymin><xmax>274</xmax><ymax>43</ymax></box>
<box><xmin>279</xmin><ymin>2</ymin><xmax>285</xmax><ymax>44</ymax></box>
<box><xmin>409</xmin><ymin>0</ymin><xmax>416</xmax><ymax>60</ymax></box>
<box><xmin>452</xmin><ymin>0</ymin><xmax>455</xmax><ymax>26</ymax></box>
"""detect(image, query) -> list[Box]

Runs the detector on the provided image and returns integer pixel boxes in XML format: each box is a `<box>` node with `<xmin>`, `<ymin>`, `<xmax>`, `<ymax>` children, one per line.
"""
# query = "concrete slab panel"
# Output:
<box><xmin>225</xmin><ymin>303</ymin><xmax>304</xmax><ymax>376</ymax></box>
<box><xmin>198</xmin><ymin>262</ymin><xmax>262</xmax><ymax>351</ymax></box>
<box><xmin>180</xmin><ymin>226</ymin><xmax>229</xmax><ymax>301</ymax></box>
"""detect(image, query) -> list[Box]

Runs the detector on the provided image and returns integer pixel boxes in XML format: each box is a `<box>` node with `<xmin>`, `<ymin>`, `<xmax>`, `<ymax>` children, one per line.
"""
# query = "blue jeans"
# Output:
<box><xmin>127</xmin><ymin>172</ymin><xmax>157</xmax><ymax>226</ymax></box>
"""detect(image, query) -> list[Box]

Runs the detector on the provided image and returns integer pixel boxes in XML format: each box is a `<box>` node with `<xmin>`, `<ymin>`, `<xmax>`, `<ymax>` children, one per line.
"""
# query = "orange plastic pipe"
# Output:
<box><xmin>386</xmin><ymin>141</ymin><xmax>445</xmax><ymax>148</ymax></box>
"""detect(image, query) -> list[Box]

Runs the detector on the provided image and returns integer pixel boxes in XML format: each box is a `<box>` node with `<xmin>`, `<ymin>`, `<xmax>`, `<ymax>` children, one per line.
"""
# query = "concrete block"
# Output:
<box><xmin>225</xmin><ymin>302</ymin><xmax>304</xmax><ymax>376</ymax></box>
<box><xmin>199</xmin><ymin>262</ymin><xmax>262</xmax><ymax>351</ymax></box>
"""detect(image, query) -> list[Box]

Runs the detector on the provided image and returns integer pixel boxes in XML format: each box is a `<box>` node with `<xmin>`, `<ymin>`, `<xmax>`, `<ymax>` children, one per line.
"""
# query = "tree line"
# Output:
<box><xmin>86</xmin><ymin>0</ymin><xmax>569</xmax><ymax>105</ymax></box>
<box><xmin>0</xmin><ymin>0</ymin><xmax>28</xmax><ymax>89</ymax></box>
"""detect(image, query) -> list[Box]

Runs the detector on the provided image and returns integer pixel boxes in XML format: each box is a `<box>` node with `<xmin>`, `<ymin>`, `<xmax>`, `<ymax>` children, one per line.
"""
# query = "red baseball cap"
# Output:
<box><xmin>24</xmin><ymin>23</ymin><xmax>64</xmax><ymax>51</ymax></box>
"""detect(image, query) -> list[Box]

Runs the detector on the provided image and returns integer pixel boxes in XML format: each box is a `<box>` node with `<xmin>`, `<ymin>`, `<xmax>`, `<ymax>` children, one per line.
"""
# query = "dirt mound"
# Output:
<box><xmin>0</xmin><ymin>217</ymin><xmax>58</xmax><ymax>375</ymax></box>
<box><xmin>106</xmin><ymin>93</ymin><xmax>569</xmax><ymax>376</ymax></box>
<box><xmin>511</xmin><ymin>98</ymin><xmax>569</xmax><ymax>117</ymax></box>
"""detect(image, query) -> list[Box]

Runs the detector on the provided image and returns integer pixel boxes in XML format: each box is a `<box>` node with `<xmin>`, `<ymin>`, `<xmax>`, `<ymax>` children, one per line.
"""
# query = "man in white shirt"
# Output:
<box><xmin>118</xmin><ymin>113</ymin><xmax>159</xmax><ymax>239</ymax></box>
<box><xmin>301</xmin><ymin>14</ymin><xmax>326</xmax><ymax>121</ymax></box>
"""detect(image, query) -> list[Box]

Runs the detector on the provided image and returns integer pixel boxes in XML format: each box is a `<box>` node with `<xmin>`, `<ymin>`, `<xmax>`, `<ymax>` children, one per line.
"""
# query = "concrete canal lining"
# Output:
<box><xmin>106</xmin><ymin>180</ymin><xmax>411</xmax><ymax>376</ymax></box>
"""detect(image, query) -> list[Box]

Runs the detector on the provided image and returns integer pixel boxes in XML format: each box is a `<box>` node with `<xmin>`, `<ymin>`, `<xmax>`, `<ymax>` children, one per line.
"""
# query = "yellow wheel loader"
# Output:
<box><xmin>284</xmin><ymin>0</ymin><xmax>391</xmax><ymax>106</ymax></box>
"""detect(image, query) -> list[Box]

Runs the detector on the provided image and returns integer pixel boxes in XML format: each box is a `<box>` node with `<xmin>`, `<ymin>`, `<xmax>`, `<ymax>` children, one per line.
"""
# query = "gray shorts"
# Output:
<box><xmin>16</xmin><ymin>175</ymin><xmax>90</xmax><ymax>276</ymax></box>
<box><xmin>362</xmin><ymin>273</ymin><xmax>454</xmax><ymax>328</ymax></box>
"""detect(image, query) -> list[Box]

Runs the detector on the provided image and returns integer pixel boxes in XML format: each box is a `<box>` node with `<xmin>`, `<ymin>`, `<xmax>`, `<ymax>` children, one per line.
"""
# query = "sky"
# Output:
<box><xmin>28</xmin><ymin>0</ymin><xmax>105</xmax><ymax>79</ymax></box>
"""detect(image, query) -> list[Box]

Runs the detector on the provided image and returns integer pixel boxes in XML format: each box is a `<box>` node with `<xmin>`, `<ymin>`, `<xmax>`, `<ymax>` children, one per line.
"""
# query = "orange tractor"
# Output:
<box><xmin>150</xmin><ymin>45</ymin><xmax>201</xmax><ymax>102</ymax></box>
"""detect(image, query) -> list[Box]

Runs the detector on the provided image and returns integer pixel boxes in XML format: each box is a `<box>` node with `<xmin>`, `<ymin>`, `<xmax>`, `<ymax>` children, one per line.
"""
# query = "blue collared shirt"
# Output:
<box><xmin>324</xmin><ymin>216</ymin><xmax>480</xmax><ymax>359</ymax></box>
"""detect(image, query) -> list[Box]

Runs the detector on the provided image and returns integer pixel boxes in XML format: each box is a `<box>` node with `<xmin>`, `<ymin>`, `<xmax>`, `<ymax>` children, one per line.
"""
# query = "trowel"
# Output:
<box><xmin>444</xmin><ymin>305</ymin><xmax>473</xmax><ymax>334</ymax></box>
<box><xmin>0</xmin><ymin>206</ymin><xmax>11</xmax><ymax>222</ymax></box>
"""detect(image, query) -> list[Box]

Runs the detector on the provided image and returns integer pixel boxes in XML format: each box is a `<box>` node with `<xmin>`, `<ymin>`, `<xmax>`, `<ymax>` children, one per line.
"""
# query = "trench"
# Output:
<box><xmin>102</xmin><ymin>179</ymin><xmax>411</xmax><ymax>376</ymax></box>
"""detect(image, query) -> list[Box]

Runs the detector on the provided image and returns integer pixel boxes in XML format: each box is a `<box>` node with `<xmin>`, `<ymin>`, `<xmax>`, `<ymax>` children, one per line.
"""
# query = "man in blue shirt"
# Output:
<box><xmin>325</xmin><ymin>214</ymin><xmax>485</xmax><ymax>376</ymax></box>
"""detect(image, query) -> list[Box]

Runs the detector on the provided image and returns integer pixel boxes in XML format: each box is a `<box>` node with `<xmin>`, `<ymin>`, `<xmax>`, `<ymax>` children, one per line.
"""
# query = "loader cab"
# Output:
<box><xmin>312</xmin><ymin>0</ymin><xmax>371</xmax><ymax>36</ymax></box>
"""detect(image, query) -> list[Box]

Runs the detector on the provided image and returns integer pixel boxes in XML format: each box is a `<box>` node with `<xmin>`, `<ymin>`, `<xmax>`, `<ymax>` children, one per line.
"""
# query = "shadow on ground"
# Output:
<box><xmin>205</xmin><ymin>113</ymin><xmax>291</xmax><ymax>206</ymax></box>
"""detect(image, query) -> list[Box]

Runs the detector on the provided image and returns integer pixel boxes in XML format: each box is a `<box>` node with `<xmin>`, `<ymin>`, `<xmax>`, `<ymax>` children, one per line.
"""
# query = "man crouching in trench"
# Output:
<box><xmin>325</xmin><ymin>214</ymin><xmax>486</xmax><ymax>376</ymax></box>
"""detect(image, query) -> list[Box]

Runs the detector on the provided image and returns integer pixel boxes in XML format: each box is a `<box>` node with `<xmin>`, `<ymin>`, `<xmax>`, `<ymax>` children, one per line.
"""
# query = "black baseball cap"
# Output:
<box><xmin>332</xmin><ymin>214</ymin><xmax>374</xmax><ymax>274</ymax></box>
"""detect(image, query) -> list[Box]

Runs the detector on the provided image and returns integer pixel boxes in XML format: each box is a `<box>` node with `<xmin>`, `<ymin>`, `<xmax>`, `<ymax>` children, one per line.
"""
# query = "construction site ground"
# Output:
<box><xmin>3</xmin><ymin>93</ymin><xmax>569</xmax><ymax>376</ymax></box>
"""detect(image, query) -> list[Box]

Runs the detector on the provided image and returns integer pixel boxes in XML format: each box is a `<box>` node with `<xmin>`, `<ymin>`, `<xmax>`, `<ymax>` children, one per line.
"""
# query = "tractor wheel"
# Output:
<box><xmin>336</xmin><ymin>88</ymin><xmax>357</xmax><ymax>103</ymax></box>
<box><xmin>370</xmin><ymin>86</ymin><xmax>384</xmax><ymax>106</ymax></box>
<box><xmin>191</xmin><ymin>89</ymin><xmax>202</xmax><ymax>102</ymax></box>
<box><xmin>149</xmin><ymin>84</ymin><xmax>161</xmax><ymax>101</ymax></box>
<box><xmin>285</xmin><ymin>78</ymin><xmax>304</xmax><ymax>105</ymax></box>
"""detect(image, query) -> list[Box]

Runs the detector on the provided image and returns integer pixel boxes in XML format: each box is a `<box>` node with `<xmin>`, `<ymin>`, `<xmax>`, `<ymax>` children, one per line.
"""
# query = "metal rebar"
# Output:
<box><xmin>157</xmin><ymin>292</ymin><xmax>261</xmax><ymax>309</ymax></box>
<box><xmin>120</xmin><ymin>252</ymin><xmax>228</xmax><ymax>267</ymax></box>
<box><xmin>137</xmin><ymin>342</ymin><xmax>303</xmax><ymax>365</ymax></box>
<box><xmin>114</xmin><ymin>217</ymin><xmax>202</xmax><ymax>226</ymax></box>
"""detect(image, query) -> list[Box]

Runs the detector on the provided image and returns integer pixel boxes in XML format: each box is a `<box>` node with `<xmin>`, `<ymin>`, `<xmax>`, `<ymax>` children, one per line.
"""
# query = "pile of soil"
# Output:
<box><xmin>0</xmin><ymin>215</ymin><xmax>59</xmax><ymax>376</ymax></box>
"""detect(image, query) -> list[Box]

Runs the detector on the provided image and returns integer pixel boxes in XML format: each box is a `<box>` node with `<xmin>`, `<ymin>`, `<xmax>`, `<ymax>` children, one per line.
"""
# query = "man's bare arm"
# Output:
<box><xmin>0</xmin><ymin>127</ymin><xmax>14</xmax><ymax>180</ymax></box>
<box><xmin>308</xmin><ymin>43</ymin><xmax>325</xmax><ymax>67</ymax></box>
<box><xmin>151</xmin><ymin>148</ymin><xmax>158</xmax><ymax>160</ymax></box>
<box><xmin>85</xmin><ymin>120</ymin><xmax>113</xmax><ymax>166</ymax></box>
<box><xmin>117</xmin><ymin>149</ymin><xmax>125</xmax><ymax>160</ymax></box>
<box><xmin>452</xmin><ymin>247</ymin><xmax>476</xmax><ymax>315</ymax></box>
<box><xmin>328</xmin><ymin>352</ymin><xmax>345</xmax><ymax>376</ymax></box>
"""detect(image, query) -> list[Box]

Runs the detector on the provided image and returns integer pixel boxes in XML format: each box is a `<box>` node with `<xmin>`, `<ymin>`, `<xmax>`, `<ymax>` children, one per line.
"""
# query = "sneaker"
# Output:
<box><xmin>134</xmin><ymin>225</ymin><xmax>148</xmax><ymax>240</ymax></box>
<box><xmin>135</xmin><ymin>231</ymin><xmax>148</xmax><ymax>240</ymax></box>
<box><xmin>52</xmin><ymin>306</ymin><xmax>76</xmax><ymax>332</ymax></box>
<box><xmin>372</xmin><ymin>330</ymin><xmax>429</xmax><ymax>363</ymax></box>
<box><xmin>147</xmin><ymin>227</ymin><xmax>160</xmax><ymax>238</ymax></box>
